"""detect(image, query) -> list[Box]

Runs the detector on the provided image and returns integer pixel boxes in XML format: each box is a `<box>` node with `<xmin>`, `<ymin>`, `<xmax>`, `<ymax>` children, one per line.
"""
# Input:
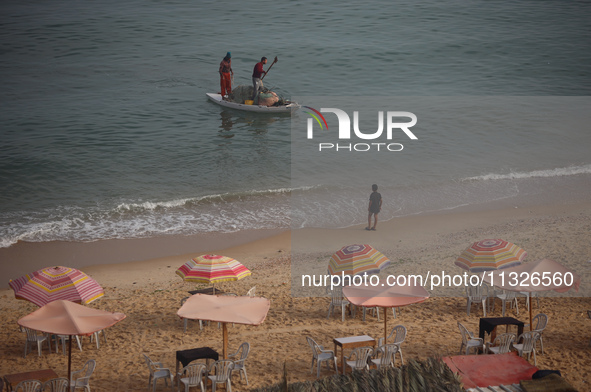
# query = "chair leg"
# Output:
<box><xmin>243</xmin><ymin>367</ymin><xmax>248</xmax><ymax>385</ymax></box>
<box><xmin>466</xmin><ymin>299</ymin><xmax>472</xmax><ymax>316</ymax></box>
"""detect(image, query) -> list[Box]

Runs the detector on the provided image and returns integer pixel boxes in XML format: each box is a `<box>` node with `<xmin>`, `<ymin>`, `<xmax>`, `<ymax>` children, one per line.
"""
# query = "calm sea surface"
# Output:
<box><xmin>1</xmin><ymin>0</ymin><xmax>590</xmax><ymax>247</ymax></box>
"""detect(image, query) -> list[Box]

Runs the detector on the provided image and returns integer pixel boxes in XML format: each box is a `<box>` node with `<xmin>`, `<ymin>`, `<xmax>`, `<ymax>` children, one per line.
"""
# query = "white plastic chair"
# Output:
<box><xmin>180</xmin><ymin>296</ymin><xmax>203</xmax><ymax>332</ymax></box>
<box><xmin>512</xmin><ymin>331</ymin><xmax>539</xmax><ymax>365</ymax></box>
<box><xmin>492</xmin><ymin>289</ymin><xmax>519</xmax><ymax>316</ymax></box>
<box><xmin>142</xmin><ymin>354</ymin><xmax>173</xmax><ymax>392</ymax></box>
<box><xmin>42</xmin><ymin>377</ymin><xmax>69</xmax><ymax>392</ymax></box>
<box><xmin>485</xmin><ymin>333</ymin><xmax>516</xmax><ymax>354</ymax></box>
<box><xmin>89</xmin><ymin>329</ymin><xmax>107</xmax><ymax>349</ymax></box>
<box><xmin>207</xmin><ymin>360</ymin><xmax>234</xmax><ymax>392</ymax></box>
<box><xmin>23</xmin><ymin>327</ymin><xmax>51</xmax><ymax>357</ymax></box>
<box><xmin>457</xmin><ymin>322</ymin><xmax>484</xmax><ymax>355</ymax></box>
<box><xmin>246</xmin><ymin>286</ymin><xmax>256</xmax><ymax>297</ymax></box>
<box><xmin>176</xmin><ymin>363</ymin><xmax>206</xmax><ymax>392</ymax></box>
<box><xmin>228</xmin><ymin>342</ymin><xmax>250</xmax><ymax>385</ymax></box>
<box><xmin>530</xmin><ymin>313</ymin><xmax>548</xmax><ymax>354</ymax></box>
<box><xmin>306</xmin><ymin>337</ymin><xmax>337</xmax><ymax>378</ymax></box>
<box><xmin>371</xmin><ymin>343</ymin><xmax>398</xmax><ymax>370</ymax></box>
<box><xmin>13</xmin><ymin>379</ymin><xmax>42</xmax><ymax>392</ymax></box>
<box><xmin>466</xmin><ymin>283</ymin><xmax>489</xmax><ymax>317</ymax></box>
<box><xmin>70</xmin><ymin>359</ymin><xmax>96</xmax><ymax>392</ymax></box>
<box><xmin>344</xmin><ymin>346</ymin><xmax>373</xmax><ymax>372</ymax></box>
<box><xmin>55</xmin><ymin>335</ymin><xmax>82</xmax><ymax>355</ymax></box>
<box><xmin>377</xmin><ymin>324</ymin><xmax>407</xmax><ymax>365</ymax></box>
<box><xmin>327</xmin><ymin>285</ymin><xmax>350</xmax><ymax>322</ymax></box>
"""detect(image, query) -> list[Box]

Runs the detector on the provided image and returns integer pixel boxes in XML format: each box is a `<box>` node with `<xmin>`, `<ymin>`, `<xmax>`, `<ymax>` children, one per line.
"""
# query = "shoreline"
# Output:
<box><xmin>2</xmin><ymin>199</ymin><xmax>589</xmax><ymax>292</ymax></box>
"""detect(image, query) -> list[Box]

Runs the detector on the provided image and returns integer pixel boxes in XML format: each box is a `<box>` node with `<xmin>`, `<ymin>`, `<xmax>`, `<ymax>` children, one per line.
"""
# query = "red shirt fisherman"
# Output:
<box><xmin>219</xmin><ymin>52</ymin><xmax>233</xmax><ymax>99</ymax></box>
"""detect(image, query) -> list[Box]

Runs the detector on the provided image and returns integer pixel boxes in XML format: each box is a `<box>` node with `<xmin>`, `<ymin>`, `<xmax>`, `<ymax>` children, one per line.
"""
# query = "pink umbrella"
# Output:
<box><xmin>482</xmin><ymin>258</ymin><xmax>581</xmax><ymax>328</ymax></box>
<box><xmin>18</xmin><ymin>300</ymin><xmax>126</xmax><ymax>381</ymax></box>
<box><xmin>343</xmin><ymin>280</ymin><xmax>430</xmax><ymax>342</ymax></box>
<box><xmin>9</xmin><ymin>266</ymin><xmax>104</xmax><ymax>307</ymax></box>
<box><xmin>177</xmin><ymin>294</ymin><xmax>270</xmax><ymax>358</ymax></box>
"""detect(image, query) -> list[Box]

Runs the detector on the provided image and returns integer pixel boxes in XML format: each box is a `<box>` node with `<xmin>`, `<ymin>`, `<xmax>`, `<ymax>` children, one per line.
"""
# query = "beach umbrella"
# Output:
<box><xmin>176</xmin><ymin>254</ymin><xmax>251</xmax><ymax>294</ymax></box>
<box><xmin>9</xmin><ymin>266</ymin><xmax>104</xmax><ymax>307</ymax></box>
<box><xmin>177</xmin><ymin>294</ymin><xmax>270</xmax><ymax>358</ymax></box>
<box><xmin>343</xmin><ymin>279</ymin><xmax>430</xmax><ymax>342</ymax></box>
<box><xmin>455</xmin><ymin>239</ymin><xmax>527</xmax><ymax>273</ymax></box>
<box><xmin>328</xmin><ymin>244</ymin><xmax>391</xmax><ymax>276</ymax></box>
<box><xmin>18</xmin><ymin>300</ymin><xmax>125</xmax><ymax>382</ymax></box>
<box><xmin>482</xmin><ymin>258</ymin><xmax>581</xmax><ymax>328</ymax></box>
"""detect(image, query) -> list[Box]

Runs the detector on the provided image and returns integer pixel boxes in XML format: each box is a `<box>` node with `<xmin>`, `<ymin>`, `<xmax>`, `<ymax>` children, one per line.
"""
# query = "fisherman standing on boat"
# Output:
<box><xmin>252</xmin><ymin>57</ymin><xmax>268</xmax><ymax>103</ymax></box>
<box><xmin>219</xmin><ymin>52</ymin><xmax>233</xmax><ymax>100</ymax></box>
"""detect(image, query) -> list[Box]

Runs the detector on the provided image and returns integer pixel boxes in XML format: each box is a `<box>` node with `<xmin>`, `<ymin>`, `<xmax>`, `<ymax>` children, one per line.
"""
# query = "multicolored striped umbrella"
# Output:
<box><xmin>328</xmin><ymin>244</ymin><xmax>391</xmax><ymax>276</ymax></box>
<box><xmin>176</xmin><ymin>254</ymin><xmax>251</xmax><ymax>284</ymax></box>
<box><xmin>9</xmin><ymin>266</ymin><xmax>104</xmax><ymax>307</ymax></box>
<box><xmin>455</xmin><ymin>239</ymin><xmax>527</xmax><ymax>273</ymax></box>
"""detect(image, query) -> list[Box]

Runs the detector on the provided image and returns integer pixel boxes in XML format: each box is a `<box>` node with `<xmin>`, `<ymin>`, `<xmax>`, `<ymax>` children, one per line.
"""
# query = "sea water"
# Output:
<box><xmin>1</xmin><ymin>0</ymin><xmax>590</xmax><ymax>247</ymax></box>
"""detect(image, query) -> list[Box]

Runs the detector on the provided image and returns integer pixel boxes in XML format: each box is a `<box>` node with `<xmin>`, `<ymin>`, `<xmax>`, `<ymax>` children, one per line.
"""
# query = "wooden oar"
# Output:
<box><xmin>261</xmin><ymin>56</ymin><xmax>278</xmax><ymax>80</ymax></box>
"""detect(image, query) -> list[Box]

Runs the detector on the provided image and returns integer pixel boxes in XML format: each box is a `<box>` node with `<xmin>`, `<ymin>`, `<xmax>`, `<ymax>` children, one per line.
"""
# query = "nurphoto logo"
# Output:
<box><xmin>304</xmin><ymin>107</ymin><xmax>418</xmax><ymax>152</ymax></box>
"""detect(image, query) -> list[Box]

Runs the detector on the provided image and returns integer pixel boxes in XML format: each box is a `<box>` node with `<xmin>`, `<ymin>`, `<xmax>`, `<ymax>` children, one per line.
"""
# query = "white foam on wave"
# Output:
<box><xmin>462</xmin><ymin>164</ymin><xmax>591</xmax><ymax>182</ymax></box>
<box><xmin>115</xmin><ymin>186</ymin><xmax>316</xmax><ymax>212</ymax></box>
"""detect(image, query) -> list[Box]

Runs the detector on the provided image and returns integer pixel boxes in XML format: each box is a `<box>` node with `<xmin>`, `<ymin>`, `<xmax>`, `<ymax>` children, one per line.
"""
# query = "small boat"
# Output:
<box><xmin>206</xmin><ymin>93</ymin><xmax>300</xmax><ymax>113</ymax></box>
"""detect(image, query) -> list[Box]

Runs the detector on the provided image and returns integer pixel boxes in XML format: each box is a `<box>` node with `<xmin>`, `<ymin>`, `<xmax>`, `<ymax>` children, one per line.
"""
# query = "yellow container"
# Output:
<box><xmin>244</xmin><ymin>100</ymin><xmax>254</xmax><ymax>105</ymax></box>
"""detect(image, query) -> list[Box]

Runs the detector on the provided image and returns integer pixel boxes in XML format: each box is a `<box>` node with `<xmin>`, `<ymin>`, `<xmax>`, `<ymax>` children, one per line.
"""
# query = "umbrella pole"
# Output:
<box><xmin>222</xmin><ymin>322</ymin><xmax>228</xmax><ymax>359</ymax></box>
<box><xmin>384</xmin><ymin>307</ymin><xmax>388</xmax><ymax>344</ymax></box>
<box><xmin>529</xmin><ymin>295</ymin><xmax>533</xmax><ymax>331</ymax></box>
<box><xmin>68</xmin><ymin>335</ymin><xmax>72</xmax><ymax>383</ymax></box>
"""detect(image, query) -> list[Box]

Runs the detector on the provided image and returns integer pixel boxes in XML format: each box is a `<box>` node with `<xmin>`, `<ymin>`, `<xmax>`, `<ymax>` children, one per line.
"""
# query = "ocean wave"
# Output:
<box><xmin>115</xmin><ymin>186</ymin><xmax>317</xmax><ymax>212</ymax></box>
<box><xmin>462</xmin><ymin>164</ymin><xmax>591</xmax><ymax>182</ymax></box>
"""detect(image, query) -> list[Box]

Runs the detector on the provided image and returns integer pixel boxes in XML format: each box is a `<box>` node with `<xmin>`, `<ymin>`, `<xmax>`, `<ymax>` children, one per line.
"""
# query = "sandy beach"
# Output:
<box><xmin>1</xmin><ymin>201</ymin><xmax>590</xmax><ymax>391</ymax></box>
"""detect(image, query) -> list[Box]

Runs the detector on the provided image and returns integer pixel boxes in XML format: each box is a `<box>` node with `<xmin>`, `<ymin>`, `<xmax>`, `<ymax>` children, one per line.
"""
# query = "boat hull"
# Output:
<box><xmin>206</xmin><ymin>93</ymin><xmax>299</xmax><ymax>113</ymax></box>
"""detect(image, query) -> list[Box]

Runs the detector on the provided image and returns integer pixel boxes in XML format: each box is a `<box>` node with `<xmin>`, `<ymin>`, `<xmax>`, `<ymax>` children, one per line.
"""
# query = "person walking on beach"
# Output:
<box><xmin>219</xmin><ymin>52</ymin><xmax>233</xmax><ymax>100</ymax></box>
<box><xmin>366</xmin><ymin>184</ymin><xmax>382</xmax><ymax>231</ymax></box>
<box><xmin>252</xmin><ymin>56</ymin><xmax>268</xmax><ymax>103</ymax></box>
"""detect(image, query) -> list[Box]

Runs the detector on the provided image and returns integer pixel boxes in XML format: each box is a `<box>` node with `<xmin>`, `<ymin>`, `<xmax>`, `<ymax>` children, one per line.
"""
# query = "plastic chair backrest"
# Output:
<box><xmin>246</xmin><ymin>286</ymin><xmax>256</xmax><ymax>297</ymax></box>
<box><xmin>330</xmin><ymin>285</ymin><xmax>346</xmax><ymax>306</ymax></box>
<box><xmin>14</xmin><ymin>379</ymin><xmax>42</xmax><ymax>392</ymax></box>
<box><xmin>390</xmin><ymin>325</ymin><xmax>407</xmax><ymax>345</ymax></box>
<box><xmin>517</xmin><ymin>331</ymin><xmax>538</xmax><ymax>354</ymax></box>
<box><xmin>81</xmin><ymin>359</ymin><xmax>96</xmax><ymax>378</ymax></box>
<box><xmin>235</xmin><ymin>342</ymin><xmax>250</xmax><ymax>363</ymax></box>
<box><xmin>24</xmin><ymin>327</ymin><xmax>40</xmax><ymax>341</ymax></box>
<box><xmin>492</xmin><ymin>333</ymin><xmax>516</xmax><ymax>354</ymax></box>
<box><xmin>532</xmin><ymin>313</ymin><xmax>548</xmax><ymax>331</ymax></box>
<box><xmin>376</xmin><ymin>344</ymin><xmax>397</xmax><ymax>367</ymax></box>
<box><xmin>466</xmin><ymin>284</ymin><xmax>488</xmax><ymax>301</ymax></box>
<box><xmin>182</xmin><ymin>363</ymin><xmax>206</xmax><ymax>385</ymax></box>
<box><xmin>210</xmin><ymin>360</ymin><xmax>234</xmax><ymax>381</ymax></box>
<box><xmin>143</xmin><ymin>354</ymin><xmax>156</xmax><ymax>376</ymax></box>
<box><xmin>42</xmin><ymin>377</ymin><xmax>69</xmax><ymax>392</ymax></box>
<box><xmin>351</xmin><ymin>347</ymin><xmax>373</xmax><ymax>369</ymax></box>
<box><xmin>306</xmin><ymin>337</ymin><xmax>320</xmax><ymax>358</ymax></box>
<box><xmin>458</xmin><ymin>322</ymin><xmax>471</xmax><ymax>345</ymax></box>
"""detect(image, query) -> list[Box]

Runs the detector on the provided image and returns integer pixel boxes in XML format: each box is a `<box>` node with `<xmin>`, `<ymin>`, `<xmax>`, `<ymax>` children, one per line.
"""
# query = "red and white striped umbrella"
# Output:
<box><xmin>9</xmin><ymin>266</ymin><xmax>104</xmax><ymax>307</ymax></box>
<box><xmin>328</xmin><ymin>244</ymin><xmax>390</xmax><ymax>276</ymax></box>
<box><xmin>455</xmin><ymin>239</ymin><xmax>526</xmax><ymax>273</ymax></box>
<box><xmin>176</xmin><ymin>254</ymin><xmax>251</xmax><ymax>284</ymax></box>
